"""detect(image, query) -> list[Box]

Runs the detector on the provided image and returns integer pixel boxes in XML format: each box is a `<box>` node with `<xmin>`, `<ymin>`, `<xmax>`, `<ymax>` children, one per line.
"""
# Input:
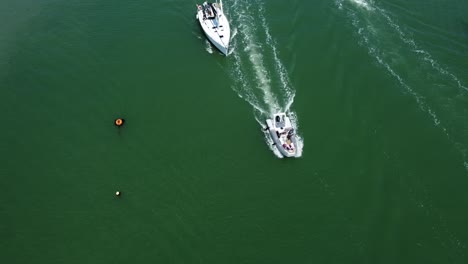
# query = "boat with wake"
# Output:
<box><xmin>196</xmin><ymin>1</ymin><xmax>231</xmax><ymax>56</ymax></box>
<box><xmin>265</xmin><ymin>113</ymin><xmax>298</xmax><ymax>158</ymax></box>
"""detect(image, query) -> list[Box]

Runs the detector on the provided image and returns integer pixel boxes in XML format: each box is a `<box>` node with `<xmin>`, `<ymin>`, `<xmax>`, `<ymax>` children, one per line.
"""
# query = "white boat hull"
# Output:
<box><xmin>196</xmin><ymin>2</ymin><xmax>230</xmax><ymax>56</ymax></box>
<box><xmin>265</xmin><ymin>113</ymin><xmax>298</xmax><ymax>158</ymax></box>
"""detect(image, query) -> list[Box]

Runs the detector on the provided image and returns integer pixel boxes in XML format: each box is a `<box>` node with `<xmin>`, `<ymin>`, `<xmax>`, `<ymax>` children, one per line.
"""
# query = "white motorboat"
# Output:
<box><xmin>265</xmin><ymin>113</ymin><xmax>298</xmax><ymax>158</ymax></box>
<box><xmin>196</xmin><ymin>1</ymin><xmax>231</xmax><ymax>56</ymax></box>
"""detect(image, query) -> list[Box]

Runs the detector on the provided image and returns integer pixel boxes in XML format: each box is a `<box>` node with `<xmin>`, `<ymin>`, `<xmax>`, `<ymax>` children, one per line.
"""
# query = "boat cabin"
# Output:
<box><xmin>202</xmin><ymin>3</ymin><xmax>217</xmax><ymax>20</ymax></box>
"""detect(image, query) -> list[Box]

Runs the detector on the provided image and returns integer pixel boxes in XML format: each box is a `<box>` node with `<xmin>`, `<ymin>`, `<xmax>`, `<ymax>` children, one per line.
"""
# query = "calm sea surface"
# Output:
<box><xmin>1</xmin><ymin>0</ymin><xmax>468</xmax><ymax>263</ymax></box>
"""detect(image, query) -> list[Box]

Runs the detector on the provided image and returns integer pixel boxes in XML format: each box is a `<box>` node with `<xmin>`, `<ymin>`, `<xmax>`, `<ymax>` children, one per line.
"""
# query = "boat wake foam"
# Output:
<box><xmin>336</xmin><ymin>0</ymin><xmax>468</xmax><ymax>172</ymax></box>
<box><xmin>348</xmin><ymin>0</ymin><xmax>374</xmax><ymax>11</ymax></box>
<box><xmin>205</xmin><ymin>40</ymin><xmax>214</xmax><ymax>54</ymax></box>
<box><xmin>226</xmin><ymin>0</ymin><xmax>303</xmax><ymax>158</ymax></box>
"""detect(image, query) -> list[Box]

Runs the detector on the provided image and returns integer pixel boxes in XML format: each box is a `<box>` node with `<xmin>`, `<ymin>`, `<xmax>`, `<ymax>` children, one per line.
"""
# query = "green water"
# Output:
<box><xmin>1</xmin><ymin>0</ymin><xmax>468</xmax><ymax>263</ymax></box>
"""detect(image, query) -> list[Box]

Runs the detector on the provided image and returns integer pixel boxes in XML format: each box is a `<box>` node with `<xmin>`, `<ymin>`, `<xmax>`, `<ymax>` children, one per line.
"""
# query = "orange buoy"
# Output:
<box><xmin>114</xmin><ymin>118</ymin><xmax>124</xmax><ymax>127</ymax></box>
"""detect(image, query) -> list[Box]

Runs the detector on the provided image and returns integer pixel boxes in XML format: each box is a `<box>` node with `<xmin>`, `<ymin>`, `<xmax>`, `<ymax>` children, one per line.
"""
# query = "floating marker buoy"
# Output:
<box><xmin>116</xmin><ymin>191</ymin><xmax>121</xmax><ymax>196</ymax></box>
<box><xmin>114</xmin><ymin>118</ymin><xmax>125</xmax><ymax>127</ymax></box>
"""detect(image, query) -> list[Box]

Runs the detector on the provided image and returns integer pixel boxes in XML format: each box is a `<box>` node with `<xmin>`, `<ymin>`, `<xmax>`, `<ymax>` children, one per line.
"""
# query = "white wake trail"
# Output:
<box><xmin>374</xmin><ymin>6</ymin><xmax>468</xmax><ymax>93</ymax></box>
<box><xmin>259</xmin><ymin>4</ymin><xmax>296</xmax><ymax>112</ymax></box>
<box><xmin>348</xmin><ymin>0</ymin><xmax>468</xmax><ymax>93</ymax></box>
<box><xmin>339</xmin><ymin>1</ymin><xmax>468</xmax><ymax>172</ymax></box>
<box><xmin>205</xmin><ymin>40</ymin><xmax>213</xmax><ymax>54</ymax></box>
<box><xmin>227</xmin><ymin>0</ymin><xmax>303</xmax><ymax>157</ymax></box>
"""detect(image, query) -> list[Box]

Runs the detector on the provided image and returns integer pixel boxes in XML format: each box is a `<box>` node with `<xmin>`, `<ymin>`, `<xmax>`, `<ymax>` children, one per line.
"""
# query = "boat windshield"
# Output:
<box><xmin>275</xmin><ymin>115</ymin><xmax>286</xmax><ymax>128</ymax></box>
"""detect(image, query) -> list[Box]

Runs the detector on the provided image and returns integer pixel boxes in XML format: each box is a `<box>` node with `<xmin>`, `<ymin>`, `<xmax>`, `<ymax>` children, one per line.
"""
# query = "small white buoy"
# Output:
<box><xmin>115</xmin><ymin>191</ymin><xmax>121</xmax><ymax>196</ymax></box>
